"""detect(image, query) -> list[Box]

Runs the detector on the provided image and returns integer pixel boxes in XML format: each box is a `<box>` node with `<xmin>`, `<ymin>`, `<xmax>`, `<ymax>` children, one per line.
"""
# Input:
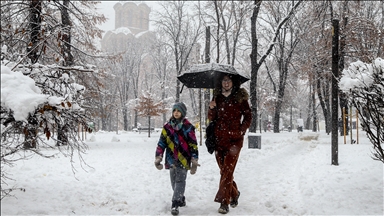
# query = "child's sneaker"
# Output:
<box><xmin>171</xmin><ymin>206</ymin><xmax>179</xmax><ymax>215</ymax></box>
<box><xmin>171</xmin><ymin>201</ymin><xmax>180</xmax><ymax>215</ymax></box>
<box><xmin>179</xmin><ymin>196</ymin><xmax>186</xmax><ymax>207</ymax></box>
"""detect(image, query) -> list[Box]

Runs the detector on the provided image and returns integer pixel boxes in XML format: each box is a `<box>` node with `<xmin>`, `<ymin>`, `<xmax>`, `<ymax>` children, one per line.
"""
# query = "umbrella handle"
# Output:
<box><xmin>180</xmin><ymin>84</ymin><xmax>185</xmax><ymax>94</ymax></box>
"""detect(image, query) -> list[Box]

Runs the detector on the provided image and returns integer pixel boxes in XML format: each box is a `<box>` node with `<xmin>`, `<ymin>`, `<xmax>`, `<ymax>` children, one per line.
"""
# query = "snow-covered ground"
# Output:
<box><xmin>1</xmin><ymin>129</ymin><xmax>383</xmax><ymax>215</ymax></box>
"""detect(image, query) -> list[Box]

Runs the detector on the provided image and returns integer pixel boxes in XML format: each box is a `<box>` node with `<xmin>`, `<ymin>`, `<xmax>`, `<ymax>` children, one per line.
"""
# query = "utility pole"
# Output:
<box><xmin>331</xmin><ymin>19</ymin><xmax>339</xmax><ymax>166</ymax></box>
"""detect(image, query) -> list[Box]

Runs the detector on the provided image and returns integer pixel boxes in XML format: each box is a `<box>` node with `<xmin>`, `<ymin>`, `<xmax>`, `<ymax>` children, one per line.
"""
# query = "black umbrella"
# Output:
<box><xmin>177</xmin><ymin>63</ymin><xmax>250</xmax><ymax>89</ymax></box>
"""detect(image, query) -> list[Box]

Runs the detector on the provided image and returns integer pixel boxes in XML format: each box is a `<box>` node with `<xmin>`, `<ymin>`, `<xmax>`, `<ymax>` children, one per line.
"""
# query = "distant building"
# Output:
<box><xmin>101</xmin><ymin>2</ymin><xmax>153</xmax><ymax>53</ymax></box>
<box><xmin>99</xmin><ymin>1</ymin><xmax>202</xmax><ymax>129</ymax></box>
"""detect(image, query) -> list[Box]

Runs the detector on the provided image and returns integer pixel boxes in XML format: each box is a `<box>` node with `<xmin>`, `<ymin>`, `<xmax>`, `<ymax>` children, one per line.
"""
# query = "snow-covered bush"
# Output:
<box><xmin>0</xmin><ymin>0</ymin><xmax>105</xmax><ymax>199</ymax></box>
<box><xmin>340</xmin><ymin>58</ymin><xmax>384</xmax><ymax>163</ymax></box>
<box><xmin>1</xmin><ymin>55</ymin><xmax>92</xmax><ymax>199</ymax></box>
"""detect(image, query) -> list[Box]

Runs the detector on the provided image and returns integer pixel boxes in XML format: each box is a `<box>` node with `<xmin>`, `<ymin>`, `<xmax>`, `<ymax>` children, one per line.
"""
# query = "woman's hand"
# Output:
<box><xmin>209</xmin><ymin>100</ymin><xmax>216</xmax><ymax>109</ymax></box>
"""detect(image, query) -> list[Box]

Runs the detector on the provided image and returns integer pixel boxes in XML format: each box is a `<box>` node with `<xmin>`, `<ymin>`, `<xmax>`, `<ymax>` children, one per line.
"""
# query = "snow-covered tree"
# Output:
<box><xmin>340</xmin><ymin>58</ymin><xmax>384</xmax><ymax>163</ymax></box>
<box><xmin>0</xmin><ymin>0</ymin><xmax>106</xmax><ymax>199</ymax></box>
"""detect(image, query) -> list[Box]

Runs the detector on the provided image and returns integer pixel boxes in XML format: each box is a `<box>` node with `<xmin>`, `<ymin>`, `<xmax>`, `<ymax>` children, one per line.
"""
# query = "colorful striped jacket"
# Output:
<box><xmin>155</xmin><ymin>118</ymin><xmax>198</xmax><ymax>170</ymax></box>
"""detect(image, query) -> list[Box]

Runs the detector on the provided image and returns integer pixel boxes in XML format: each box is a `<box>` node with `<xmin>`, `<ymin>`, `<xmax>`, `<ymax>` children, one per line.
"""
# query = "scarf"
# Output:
<box><xmin>170</xmin><ymin>118</ymin><xmax>183</xmax><ymax>131</ymax></box>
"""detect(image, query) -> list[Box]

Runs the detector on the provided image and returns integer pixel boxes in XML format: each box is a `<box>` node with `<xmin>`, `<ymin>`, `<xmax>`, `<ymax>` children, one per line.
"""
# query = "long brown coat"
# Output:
<box><xmin>208</xmin><ymin>87</ymin><xmax>252</xmax><ymax>148</ymax></box>
<box><xmin>207</xmin><ymin>87</ymin><xmax>252</xmax><ymax>205</ymax></box>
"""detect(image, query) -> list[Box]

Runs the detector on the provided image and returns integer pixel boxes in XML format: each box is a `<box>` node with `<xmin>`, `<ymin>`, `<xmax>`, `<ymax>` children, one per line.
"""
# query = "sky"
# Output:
<box><xmin>1</xmin><ymin>129</ymin><xmax>383</xmax><ymax>215</ymax></box>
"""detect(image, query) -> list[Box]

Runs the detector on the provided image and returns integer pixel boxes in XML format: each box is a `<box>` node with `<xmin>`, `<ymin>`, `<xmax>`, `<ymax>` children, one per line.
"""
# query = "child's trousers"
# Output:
<box><xmin>170</xmin><ymin>165</ymin><xmax>187</xmax><ymax>202</ymax></box>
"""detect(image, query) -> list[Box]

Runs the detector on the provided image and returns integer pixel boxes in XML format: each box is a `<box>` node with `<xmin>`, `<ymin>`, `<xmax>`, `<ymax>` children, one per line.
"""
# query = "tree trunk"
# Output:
<box><xmin>273</xmin><ymin>101</ymin><xmax>282</xmax><ymax>133</ymax></box>
<box><xmin>57</xmin><ymin>0</ymin><xmax>72</xmax><ymax>145</ymax></box>
<box><xmin>312</xmin><ymin>81</ymin><xmax>317</xmax><ymax>132</ymax></box>
<box><xmin>214</xmin><ymin>1</ymin><xmax>220</xmax><ymax>63</ymax></box>
<box><xmin>101</xmin><ymin>110</ymin><xmax>108</xmax><ymax>131</ymax></box>
<box><xmin>305</xmin><ymin>86</ymin><xmax>311</xmax><ymax>130</ymax></box>
<box><xmin>147</xmin><ymin>116</ymin><xmax>151</xmax><ymax>138</ymax></box>
<box><xmin>339</xmin><ymin>2</ymin><xmax>348</xmax><ymax>135</ymax></box>
<box><xmin>60</xmin><ymin>0</ymin><xmax>73</xmax><ymax>66</ymax></box>
<box><xmin>123</xmin><ymin>107</ymin><xmax>128</xmax><ymax>131</ymax></box>
<box><xmin>175</xmin><ymin>42</ymin><xmax>180</xmax><ymax>102</ymax></box>
<box><xmin>24</xmin><ymin>115</ymin><xmax>38</xmax><ymax>149</ymax></box>
<box><xmin>219</xmin><ymin>4</ymin><xmax>231</xmax><ymax>65</ymax></box>
<box><xmin>249</xmin><ymin>0</ymin><xmax>262</xmax><ymax>133</ymax></box>
<box><xmin>378</xmin><ymin>2</ymin><xmax>384</xmax><ymax>57</ymax></box>
<box><xmin>57</xmin><ymin>124</ymin><xmax>69</xmax><ymax>146</ymax></box>
<box><xmin>316</xmin><ymin>72</ymin><xmax>331</xmax><ymax>134</ymax></box>
<box><xmin>134</xmin><ymin>110</ymin><xmax>138</xmax><ymax>129</ymax></box>
<box><xmin>27</xmin><ymin>0</ymin><xmax>42</xmax><ymax>64</ymax></box>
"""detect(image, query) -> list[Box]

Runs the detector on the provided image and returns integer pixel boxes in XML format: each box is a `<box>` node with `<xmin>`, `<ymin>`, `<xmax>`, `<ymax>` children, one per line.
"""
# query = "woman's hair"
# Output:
<box><xmin>213</xmin><ymin>73</ymin><xmax>241</xmax><ymax>96</ymax></box>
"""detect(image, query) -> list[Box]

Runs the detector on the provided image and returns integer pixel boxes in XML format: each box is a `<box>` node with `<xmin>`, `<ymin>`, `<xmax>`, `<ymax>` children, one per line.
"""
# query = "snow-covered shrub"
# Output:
<box><xmin>1</xmin><ymin>56</ymin><xmax>93</xmax><ymax>199</ymax></box>
<box><xmin>340</xmin><ymin>58</ymin><xmax>384</xmax><ymax>163</ymax></box>
<box><xmin>1</xmin><ymin>0</ymin><xmax>105</xmax><ymax>199</ymax></box>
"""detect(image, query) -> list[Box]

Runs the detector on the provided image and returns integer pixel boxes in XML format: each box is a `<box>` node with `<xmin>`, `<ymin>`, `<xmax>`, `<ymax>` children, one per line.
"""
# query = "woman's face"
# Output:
<box><xmin>221</xmin><ymin>75</ymin><xmax>233</xmax><ymax>91</ymax></box>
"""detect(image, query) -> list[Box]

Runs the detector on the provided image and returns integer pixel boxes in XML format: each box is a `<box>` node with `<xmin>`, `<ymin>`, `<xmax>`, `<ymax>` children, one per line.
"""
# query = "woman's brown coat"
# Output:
<box><xmin>208</xmin><ymin>87</ymin><xmax>252</xmax><ymax>148</ymax></box>
<box><xmin>207</xmin><ymin>87</ymin><xmax>252</xmax><ymax>205</ymax></box>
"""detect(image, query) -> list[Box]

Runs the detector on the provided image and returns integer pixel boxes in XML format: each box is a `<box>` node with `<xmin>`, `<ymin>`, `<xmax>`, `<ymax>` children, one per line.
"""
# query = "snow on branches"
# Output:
<box><xmin>340</xmin><ymin>58</ymin><xmax>384</xmax><ymax>163</ymax></box>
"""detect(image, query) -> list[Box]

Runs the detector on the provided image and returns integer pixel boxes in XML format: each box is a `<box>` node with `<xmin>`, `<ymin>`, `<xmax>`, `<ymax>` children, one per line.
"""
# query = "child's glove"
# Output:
<box><xmin>190</xmin><ymin>158</ymin><xmax>200</xmax><ymax>175</ymax></box>
<box><xmin>154</xmin><ymin>156</ymin><xmax>163</xmax><ymax>170</ymax></box>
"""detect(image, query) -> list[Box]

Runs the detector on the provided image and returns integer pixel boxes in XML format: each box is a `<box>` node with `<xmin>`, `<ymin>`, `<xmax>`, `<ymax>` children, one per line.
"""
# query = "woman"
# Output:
<box><xmin>208</xmin><ymin>74</ymin><xmax>252</xmax><ymax>214</ymax></box>
<box><xmin>154</xmin><ymin>102</ymin><xmax>199</xmax><ymax>216</ymax></box>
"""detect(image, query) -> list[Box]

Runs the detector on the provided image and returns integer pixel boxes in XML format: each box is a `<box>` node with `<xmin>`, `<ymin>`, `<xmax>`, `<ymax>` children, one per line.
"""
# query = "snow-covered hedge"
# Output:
<box><xmin>340</xmin><ymin>58</ymin><xmax>384</xmax><ymax>163</ymax></box>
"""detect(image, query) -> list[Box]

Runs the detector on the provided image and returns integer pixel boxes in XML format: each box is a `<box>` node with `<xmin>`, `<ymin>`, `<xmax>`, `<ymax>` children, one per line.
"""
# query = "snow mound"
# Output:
<box><xmin>298</xmin><ymin>132</ymin><xmax>319</xmax><ymax>141</ymax></box>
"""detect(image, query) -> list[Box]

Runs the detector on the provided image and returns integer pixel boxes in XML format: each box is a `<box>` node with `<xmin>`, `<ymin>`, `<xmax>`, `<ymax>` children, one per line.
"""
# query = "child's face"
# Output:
<box><xmin>173</xmin><ymin>109</ymin><xmax>182</xmax><ymax>119</ymax></box>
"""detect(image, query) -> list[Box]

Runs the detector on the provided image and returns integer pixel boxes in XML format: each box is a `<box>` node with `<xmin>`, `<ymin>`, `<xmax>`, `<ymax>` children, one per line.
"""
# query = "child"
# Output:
<box><xmin>154</xmin><ymin>102</ymin><xmax>199</xmax><ymax>215</ymax></box>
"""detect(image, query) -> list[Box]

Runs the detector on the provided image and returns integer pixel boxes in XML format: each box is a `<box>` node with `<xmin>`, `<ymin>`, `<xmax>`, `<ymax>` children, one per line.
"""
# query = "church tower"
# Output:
<box><xmin>113</xmin><ymin>2</ymin><xmax>150</xmax><ymax>34</ymax></box>
<box><xmin>101</xmin><ymin>2</ymin><xmax>152</xmax><ymax>53</ymax></box>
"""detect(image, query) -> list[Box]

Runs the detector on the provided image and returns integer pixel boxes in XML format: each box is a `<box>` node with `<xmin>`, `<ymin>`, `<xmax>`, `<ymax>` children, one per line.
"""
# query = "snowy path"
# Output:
<box><xmin>236</xmin><ymin>135</ymin><xmax>311</xmax><ymax>215</ymax></box>
<box><xmin>1</xmin><ymin>131</ymin><xmax>382</xmax><ymax>215</ymax></box>
<box><xmin>173</xmin><ymin>132</ymin><xmax>318</xmax><ymax>215</ymax></box>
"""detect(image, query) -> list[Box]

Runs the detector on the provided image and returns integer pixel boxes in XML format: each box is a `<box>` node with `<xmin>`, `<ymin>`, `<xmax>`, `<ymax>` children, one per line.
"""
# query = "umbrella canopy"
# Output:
<box><xmin>177</xmin><ymin>63</ymin><xmax>250</xmax><ymax>89</ymax></box>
